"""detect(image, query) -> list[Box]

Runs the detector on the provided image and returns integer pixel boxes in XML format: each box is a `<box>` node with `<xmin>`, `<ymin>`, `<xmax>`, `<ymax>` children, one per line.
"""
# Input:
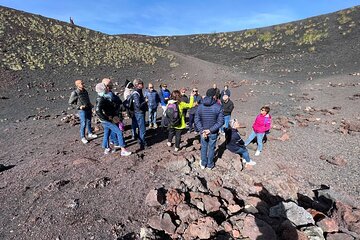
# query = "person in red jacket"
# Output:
<box><xmin>244</xmin><ymin>106</ymin><xmax>272</xmax><ymax>156</ymax></box>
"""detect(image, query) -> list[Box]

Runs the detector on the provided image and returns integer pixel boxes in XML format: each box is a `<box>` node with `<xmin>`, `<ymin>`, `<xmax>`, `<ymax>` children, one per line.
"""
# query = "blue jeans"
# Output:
<box><xmin>188</xmin><ymin>113</ymin><xmax>197</xmax><ymax>131</ymax></box>
<box><xmin>220</xmin><ymin>115</ymin><xmax>231</xmax><ymax>132</ymax></box>
<box><xmin>101</xmin><ymin>121</ymin><xmax>125</xmax><ymax>149</ymax></box>
<box><xmin>132</xmin><ymin>112</ymin><xmax>146</xmax><ymax>147</ymax></box>
<box><xmin>244</xmin><ymin>130</ymin><xmax>265</xmax><ymax>152</ymax></box>
<box><xmin>148</xmin><ymin>108</ymin><xmax>157</xmax><ymax>125</ymax></box>
<box><xmin>200</xmin><ymin>133</ymin><xmax>218</xmax><ymax>168</ymax></box>
<box><xmin>79</xmin><ymin>109</ymin><xmax>92</xmax><ymax>138</ymax></box>
<box><xmin>235</xmin><ymin>147</ymin><xmax>250</xmax><ymax>162</ymax></box>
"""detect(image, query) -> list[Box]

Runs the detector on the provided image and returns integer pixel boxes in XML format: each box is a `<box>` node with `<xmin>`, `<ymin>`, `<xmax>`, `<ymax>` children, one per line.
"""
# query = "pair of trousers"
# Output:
<box><xmin>79</xmin><ymin>109</ymin><xmax>93</xmax><ymax>138</ymax></box>
<box><xmin>148</xmin><ymin>108</ymin><xmax>157</xmax><ymax>125</ymax></box>
<box><xmin>220</xmin><ymin>115</ymin><xmax>231</xmax><ymax>132</ymax></box>
<box><xmin>101</xmin><ymin>121</ymin><xmax>125</xmax><ymax>149</ymax></box>
<box><xmin>200</xmin><ymin>133</ymin><xmax>218</xmax><ymax>168</ymax></box>
<box><xmin>235</xmin><ymin>147</ymin><xmax>251</xmax><ymax>162</ymax></box>
<box><xmin>244</xmin><ymin>130</ymin><xmax>265</xmax><ymax>152</ymax></box>
<box><xmin>168</xmin><ymin>128</ymin><xmax>183</xmax><ymax>148</ymax></box>
<box><xmin>132</xmin><ymin>112</ymin><xmax>146</xmax><ymax>147</ymax></box>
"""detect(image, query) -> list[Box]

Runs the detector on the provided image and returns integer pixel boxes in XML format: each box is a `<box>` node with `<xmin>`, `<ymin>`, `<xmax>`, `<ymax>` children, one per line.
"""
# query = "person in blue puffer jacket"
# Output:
<box><xmin>144</xmin><ymin>82</ymin><xmax>160</xmax><ymax>129</ymax></box>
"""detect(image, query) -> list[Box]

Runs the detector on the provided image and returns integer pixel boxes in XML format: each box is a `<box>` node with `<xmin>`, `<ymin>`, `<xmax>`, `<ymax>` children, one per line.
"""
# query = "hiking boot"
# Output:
<box><xmin>246</xmin><ymin>160</ymin><xmax>257</xmax><ymax>166</ymax></box>
<box><xmin>88</xmin><ymin>133</ymin><xmax>97</xmax><ymax>139</ymax></box>
<box><xmin>121</xmin><ymin>150</ymin><xmax>132</xmax><ymax>156</ymax></box>
<box><xmin>255</xmin><ymin>150</ymin><xmax>261</xmax><ymax>156</ymax></box>
<box><xmin>166</xmin><ymin>142</ymin><xmax>172</xmax><ymax>147</ymax></box>
<box><xmin>104</xmin><ymin>148</ymin><xmax>111</xmax><ymax>154</ymax></box>
<box><xmin>81</xmin><ymin>138</ymin><xmax>88</xmax><ymax>144</ymax></box>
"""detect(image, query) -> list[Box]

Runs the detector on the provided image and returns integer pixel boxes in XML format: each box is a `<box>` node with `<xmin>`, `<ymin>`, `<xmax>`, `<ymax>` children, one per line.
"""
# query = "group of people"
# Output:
<box><xmin>69</xmin><ymin>78</ymin><xmax>272</xmax><ymax>169</ymax></box>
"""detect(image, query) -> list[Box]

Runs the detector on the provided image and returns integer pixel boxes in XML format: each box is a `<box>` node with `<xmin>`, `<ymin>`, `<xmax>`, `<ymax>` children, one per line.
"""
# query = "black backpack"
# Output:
<box><xmin>123</xmin><ymin>91</ymin><xmax>139</xmax><ymax>118</ymax></box>
<box><xmin>163</xmin><ymin>102</ymin><xmax>181</xmax><ymax>127</ymax></box>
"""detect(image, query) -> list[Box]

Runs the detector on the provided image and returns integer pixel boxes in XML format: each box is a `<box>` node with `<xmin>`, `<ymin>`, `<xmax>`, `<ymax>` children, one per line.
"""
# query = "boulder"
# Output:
<box><xmin>242</xmin><ymin>214</ymin><xmax>277</xmax><ymax>240</ymax></box>
<box><xmin>300</xmin><ymin>226</ymin><xmax>325</xmax><ymax>240</ymax></box>
<box><xmin>280</xmin><ymin>220</ymin><xmax>308</xmax><ymax>240</ymax></box>
<box><xmin>176</xmin><ymin>203</ymin><xmax>203</xmax><ymax>224</ymax></box>
<box><xmin>262</xmin><ymin>176</ymin><xmax>299</xmax><ymax>202</ymax></box>
<box><xmin>326</xmin><ymin>232</ymin><xmax>355</xmax><ymax>240</ymax></box>
<box><xmin>183</xmin><ymin>216</ymin><xmax>218</xmax><ymax>239</ymax></box>
<box><xmin>183</xmin><ymin>176</ymin><xmax>208</xmax><ymax>193</ymax></box>
<box><xmin>219</xmin><ymin>187</ymin><xmax>235</xmax><ymax>205</ymax></box>
<box><xmin>166</xmin><ymin>189</ymin><xmax>185</xmax><ymax>206</ymax></box>
<box><xmin>145</xmin><ymin>189</ymin><xmax>166</xmax><ymax>207</ymax></box>
<box><xmin>269</xmin><ymin>201</ymin><xmax>315</xmax><ymax>226</ymax></box>
<box><xmin>163</xmin><ymin>156</ymin><xmax>189</xmax><ymax>172</ymax></box>
<box><xmin>202</xmin><ymin>195</ymin><xmax>221</xmax><ymax>213</ymax></box>
<box><xmin>207</xmin><ymin>177</ymin><xmax>223</xmax><ymax>194</ymax></box>
<box><xmin>316</xmin><ymin>217</ymin><xmax>339</xmax><ymax>233</ymax></box>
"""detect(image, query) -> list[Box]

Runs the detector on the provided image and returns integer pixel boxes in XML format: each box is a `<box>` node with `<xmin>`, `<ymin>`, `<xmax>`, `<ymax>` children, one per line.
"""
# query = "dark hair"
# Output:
<box><xmin>261</xmin><ymin>106</ymin><xmax>270</xmax><ymax>113</ymax></box>
<box><xmin>170</xmin><ymin>90</ymin><xmax>181</xmax><ymax>103</ymax></box>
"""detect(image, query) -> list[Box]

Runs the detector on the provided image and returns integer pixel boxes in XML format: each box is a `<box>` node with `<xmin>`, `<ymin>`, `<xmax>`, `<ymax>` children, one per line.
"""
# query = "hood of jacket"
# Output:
<box><xmin>202</xmin><ymin>96</ymin><xmax>217</xmax><ymax>106</ymax></box>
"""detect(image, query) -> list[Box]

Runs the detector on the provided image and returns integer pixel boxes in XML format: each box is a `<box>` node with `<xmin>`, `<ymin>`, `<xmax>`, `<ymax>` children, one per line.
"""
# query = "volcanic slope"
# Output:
<box><xmin>1</xmin><ymin>5</ymin><xmax>360</xmax><ymax>240</ymax></box>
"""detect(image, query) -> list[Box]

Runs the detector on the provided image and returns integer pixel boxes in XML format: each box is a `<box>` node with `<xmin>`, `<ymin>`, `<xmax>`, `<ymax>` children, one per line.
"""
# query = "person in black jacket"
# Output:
<box><xmin>95</xmin><ymin>83</ymin><xmax>131</xmax><ymax>156</ymax></box>
<box><xmin>225</xmin><ymin>119</ymin><xmax>256</xmax><ymax>166</ymax></box>
<box><xmin>220</xmin><ymin>94</ymin><xmax>234</xmax><ymax>133</ymax></box>
<box><xmin>220</xmin><ymin>85</ymin><xmax>231</xmax><ymax>98</ymax></box>
<box><xmin>68</xmin><ymin>79</ymin><xmax>97</xmax><ymax>144</ymax></box>
<box><xmin>195</xmin><ymin>88</ymin><xmax>224</xmax><ymax>170</ymax></box>
<box><xmin>131</xmin><ymin>79</ymin><xmax>148</xmax><ymax>150</ymax></box>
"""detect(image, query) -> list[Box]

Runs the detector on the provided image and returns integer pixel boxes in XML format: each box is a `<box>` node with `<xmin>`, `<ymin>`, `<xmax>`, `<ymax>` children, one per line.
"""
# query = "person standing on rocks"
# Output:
<box><xmin>225</xmin><ymin>119</ymin><xmax>256</xmax><ymax>166</ymax></box>
<box><xmin>188</xmin><ymin>87</ymin><xmax>202</xmax><ymax>133</ymax></box>
<box><xmin>95</xmin><ymin>82</ymin><xmax>131</xmax><ymax>156</ymax></box>
<box><xmin>244</xmin><ymin>106</ymin><xmax>272</xmax><ymax>156</ymax></box>
<box><xmin>166</xmin><ymin>90</ymin><xmax>194</xmax><ymax>151</ymax></box>
<box><xmin>68</xmin><ymin>79</ymin><xmax>97</xmax><ymax>144</ymax></box>
<box><xmin>159</xmin><ymin>84</ymin><xmax>171</xmax><ymax>114</ymax></box>
<box><xmin>195</xmin><ymin>88</ymin><xmax>224</xmax><ymax>169</ymax></box>
<box><xmin>212</xmin><ymin>83</ymin><xmax>221</xmax><ymax>101</ymax></box>
<box><xmin>132</xmin><ymin>79</ymin><xmax>148</xmax><ymax>150</ymax></box>
<box><xmin>144</xmin><ymin>83</ymin><xmax>160</xmax><ymax>129</ymax></box>
<box><xmin>220</xmin><ymin>85</ymin><xmax>231</xmax><ymax>98</ymax></box>
<box><xmin>220</xmin><ymin>94</ymin><xmax>234</xmax><ymax>134</ymax></box>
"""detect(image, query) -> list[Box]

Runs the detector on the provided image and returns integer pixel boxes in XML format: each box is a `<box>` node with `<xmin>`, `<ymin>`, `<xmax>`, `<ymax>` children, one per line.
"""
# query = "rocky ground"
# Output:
<box><xmin>1</xmin><ymin>5</ymin><xmax>360</xmax><ymax>240</ymax></box>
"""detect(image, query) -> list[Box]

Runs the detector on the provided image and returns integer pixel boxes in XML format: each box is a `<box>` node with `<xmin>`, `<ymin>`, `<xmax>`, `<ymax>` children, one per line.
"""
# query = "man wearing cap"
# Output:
<box><xmin>131</xmin><ymin>78</ymin><xmax>148</xmax><ymax>150</ymax></box>
<box><xmin>195</xmin><ymin>88</ymin><xmax>224</xmax><ymax>170</ymax></box>
<box><xmin>68</xmin><ymin>79</ymin><xmax>97</xmax><ymax>144</ymax></box>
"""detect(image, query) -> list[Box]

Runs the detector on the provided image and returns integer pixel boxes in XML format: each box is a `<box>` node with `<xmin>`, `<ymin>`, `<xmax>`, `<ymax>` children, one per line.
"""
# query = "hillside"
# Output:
<box><xmin>1</xmin><ymin>5</ymin><xmax>360</xmax><ymax>240</ymax></box>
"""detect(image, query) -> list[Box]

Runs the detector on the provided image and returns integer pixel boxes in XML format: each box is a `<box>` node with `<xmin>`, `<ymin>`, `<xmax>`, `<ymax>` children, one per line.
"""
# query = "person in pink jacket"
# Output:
<box><xmin>244</xmin><ymin>106</ymin><xmax>272</xmax><ymax>156</ymax></box>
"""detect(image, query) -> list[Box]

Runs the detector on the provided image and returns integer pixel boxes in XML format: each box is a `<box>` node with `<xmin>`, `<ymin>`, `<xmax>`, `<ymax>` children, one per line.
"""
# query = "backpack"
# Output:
<box><xmin>123</xmin><ymin>91</ymin><xmax>139</xmax><ymax>118</ymax></box>
<box><xmin>163</xmin><ymin>102</ymin><xmax>181</xmax><ymax>127</ymax></box>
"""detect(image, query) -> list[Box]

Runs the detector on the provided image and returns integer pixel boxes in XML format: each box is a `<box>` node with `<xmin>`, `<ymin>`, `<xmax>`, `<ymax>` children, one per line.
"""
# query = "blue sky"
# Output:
<box><xmin>1</xmin><ymin>0</ymin><xmax>359</xmax><ymax>36</ymax></box>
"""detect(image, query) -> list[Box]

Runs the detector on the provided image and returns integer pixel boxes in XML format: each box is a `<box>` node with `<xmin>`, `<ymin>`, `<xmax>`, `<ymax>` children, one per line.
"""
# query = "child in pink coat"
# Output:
<box><xmin>244</xmin><ymin>106</ymin><xmax>272</xmax><ymax>156</ymax></box>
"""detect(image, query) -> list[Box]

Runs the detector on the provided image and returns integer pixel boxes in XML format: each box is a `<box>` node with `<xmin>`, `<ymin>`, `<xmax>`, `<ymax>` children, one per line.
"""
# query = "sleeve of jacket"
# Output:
<box><xmin>229</xmin><ymin>101</ymin><xmax>234</xmax><ymax>113</ymax></box>
<box><xmin>265</xmin><ymin>115</ymin><xmax>272</xmax><ymax>131</ymax></box>
<box><xmin>180</xmin><ymin>96</ymin><xmax>194</xmax><ymax>110</ymax></box>
<box><xmin>209</xmin><ymin>106</ymin><xmax>224</xmax><ymax>133</ymax></box>
<box><xmin>194</xmin><ymin>105</ymin><xmax>203</xmax><ymax>132</ymax></box>
<box><xmin>156</xmin><ymin>92</ymin><xmax>161</xmax><ymax>105</ymax></box>
<box><xmin>133</xmin><ymin>91</ymin><xmax>141</xmax><ymax>109</ymax></box>
<box><xmin>96</xmin><ymin>98</ymin><xmax>110</xmax><ymax>122</ymax></box>
<box><xmin>68</xmin><ymin>91</ymin><xmax>78</xmax><ymax>105</ymax></box>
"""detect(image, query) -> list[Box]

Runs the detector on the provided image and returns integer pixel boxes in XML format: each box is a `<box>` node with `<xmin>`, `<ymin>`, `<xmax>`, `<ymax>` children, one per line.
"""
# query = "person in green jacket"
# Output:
<box><xmin>166</xmin><ymin>90</ymin><xmax>194</xmax><ymax>151</ymax></box>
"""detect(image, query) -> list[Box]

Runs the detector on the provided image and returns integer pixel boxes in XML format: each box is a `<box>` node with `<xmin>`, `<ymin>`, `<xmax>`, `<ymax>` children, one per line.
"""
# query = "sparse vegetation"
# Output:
<box><xmin>297</xmin><ymin>29</ymin><xmax>328</xmax><ymax>45</ymax></box>
<box><xmin>258</xmin><ymin>31</ymin><xmax>274</xmax><ymax>42</ymax></box>
<box><xmin>337</xmin><ymin>10</ymin><xmax>352</xmax><ymax>24</ymax></box>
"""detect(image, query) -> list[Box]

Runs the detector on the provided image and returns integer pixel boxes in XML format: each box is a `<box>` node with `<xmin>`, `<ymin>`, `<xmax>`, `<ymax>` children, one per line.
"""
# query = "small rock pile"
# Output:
<box><xmin>141</xmin><ymin>177</ymin><xmax>360</xmax><ymax>239</ymax></box>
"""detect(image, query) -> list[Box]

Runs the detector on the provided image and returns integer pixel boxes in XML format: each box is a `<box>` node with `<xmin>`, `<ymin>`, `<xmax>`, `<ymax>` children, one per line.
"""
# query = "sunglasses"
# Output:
<box><xmin>149</xmin><ymin>87</ymin><xmax>153</xmax><ymax>89</ymax></box>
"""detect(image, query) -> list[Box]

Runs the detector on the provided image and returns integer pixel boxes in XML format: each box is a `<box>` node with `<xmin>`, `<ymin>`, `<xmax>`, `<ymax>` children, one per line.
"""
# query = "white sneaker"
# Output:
<box><xmin>113</xmin><ymin>145</ymin><xmax>122</xmax><ymax>149</ymax></box>
<box><xmin>121</xmin><ymin>150</ymin><xmax>132</xmax><ymax>156</ymax></box>
<box><xmin>153</xmin><ymin>123</ymin><xmax>158</xmax><ymax>129</ymax></box>
<box><xmin>166</xmin><ymin>142</ymin><xmax>172</xmax><ymax>147</ymax></box>
<box><xmin>242</xmin><ymin>159</ymin><xmax>246</xmax><ymax>163</ymax></box>
<box><xmin>81</xmin><ymin>138</ymin><xmax>88</xmax><ymax>144</ymax></box>
<box><xmin>246</xmin><ymin>160</ymin><xmax>257</xmax><ymax>166</ymax></box>
<box><xmin>88</xmin><ymin>133</ymin><xmax>97</xmax><ymax>139</ymax></box>
<box><xmin>200</xmin><ymin>164</ymin><xmax>206</xmax><ymax>170</ymax></box>
<box><xmin>255</xmin><ymin>150</ymin><xmax>261</xmax><ymax>156</ymax></box>
<box><xmin>104</xmin><ymin>148</ymin><xmax>111</xmax><ymax>154</ymax></box>
<box><xmin>174</xmin><ymin>147</ymin><xmax>179</xmax><ymax>152</ymax></box>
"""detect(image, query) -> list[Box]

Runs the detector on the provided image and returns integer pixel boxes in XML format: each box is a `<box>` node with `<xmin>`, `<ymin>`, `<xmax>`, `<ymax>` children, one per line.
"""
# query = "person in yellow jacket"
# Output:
<box><xmin>166</xmin><ymin>90</ymin><xmax>195</xmax><ymax>151</ymax></box>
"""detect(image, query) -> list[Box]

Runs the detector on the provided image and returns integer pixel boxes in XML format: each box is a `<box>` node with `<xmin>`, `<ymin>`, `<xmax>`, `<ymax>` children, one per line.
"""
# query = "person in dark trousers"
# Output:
<box><xmin>68</xmin><ymin>79</ymin><xmax>97</xmax><ymax>144</ymax></box>
<box><xmin>220</xmin><ymin>94</ymin><xmax>234</xmax><ymax>133</ymax></box>
<box><xmin>144</xmin><ymin>82</ymin><xmax>160</xmax><ymax>129</ymax></box>
<box><xmin>212</xmin><ymin>83</ymin><xmax>221</xmax><ymax>100</ymax></box>
<box><xmin>180</xmin><ymin>88</ymin><xmax>189</xmax><ymax>122</ymax></box>
<box><xmin>131</xmin><ymin>79</ymin><xmax>148</xmax><ymax>150</ymax></box>
<box><xmin>225</xmin><ymin>119</ymin><xmax>256</xmax><ymax>166</ymax></box>
<box><xmin>220</xmin><ymin>85</ymin><xmax>231</xmax><ymax>98</ymax></box>
<box><xmin>159</xmin><ymin>84</ymin><xmax>171</xmax><ymax>114</ymax></box>
<box><xmin>95</xmin><ymin>82</ymin><xmax>131</xmax><ymax>156</ymax></box>
<box><xmin>188</xmin><ymin>87</ymin><xmax>202</xmax><ymax>133</ymax></box>
<box><xmin>195</xmin><ymin>88</ymin><xmax>224</xmax><ymax>170</ymax></box>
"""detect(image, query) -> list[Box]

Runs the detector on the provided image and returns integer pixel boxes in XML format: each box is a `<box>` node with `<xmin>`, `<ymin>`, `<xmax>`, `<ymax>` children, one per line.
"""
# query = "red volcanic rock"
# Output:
<box><xmin>232</xmin><ymin>229</ymin><xmax>241</xmax><ymax>238</ymax></box>
<box><xmin>326</xmin><ymin>155</ymin><xmax>347</xmax><ymax>166</ymax></box>
<box><xmin>278</xmin><ymin>132</ymin><xmax>290</xmax><ymax>141</ymax></box>
<box><xmin>176</xmin><ymin>203</ymin><xmax>203</xmax><ymax>224</ymax></box>
<box><xmin>326</xmin><ymin>232</ymin><xmax>355</xmax><ymax>240</ymax></box>
<box><xmin>317</xmin><ymin>217</ymin><xmax>339</xmax><ymax>233</ymax></box>
<box><xmin>223</xmin><ymin>221</ymin><xmax>233</xmax><ymax>233</ymax></box>
<box><xmin>202</xmin><ymin>195</ymin><xmax>221</xmax><ymax>213</ymax></box>
<box><xmin>145</xmin><ymin>189</ymin><xmax>165</xmax><ymax>207</ymax></box>
<box><xmin>242</xmin><ymin>215</ymin><xmax>276</xmax><ymax>240</ymax></box>
<box><xmin>184</xmin><ymin>216</ymin><xmax>218</xmax><ymax>239</ymax></box>
<box><xmin>166</xmin><ymin>189</ymin><xmax>185</xmax><ymax>206</ymax></box>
